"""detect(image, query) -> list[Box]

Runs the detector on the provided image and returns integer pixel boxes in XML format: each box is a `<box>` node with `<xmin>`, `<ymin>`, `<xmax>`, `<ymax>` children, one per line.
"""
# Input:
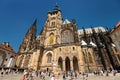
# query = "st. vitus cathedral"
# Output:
<box><xmin>16</xmin><ymin>5</ymin><xmax>120</xmax><ymax>73</ymax></box>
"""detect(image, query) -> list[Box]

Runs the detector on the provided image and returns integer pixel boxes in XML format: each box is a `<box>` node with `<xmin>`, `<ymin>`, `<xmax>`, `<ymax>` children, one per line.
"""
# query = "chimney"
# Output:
<box><xmin>3</xmin><ymin>42</ymin><xmax>9</xmax><ymax>47</ymax></box>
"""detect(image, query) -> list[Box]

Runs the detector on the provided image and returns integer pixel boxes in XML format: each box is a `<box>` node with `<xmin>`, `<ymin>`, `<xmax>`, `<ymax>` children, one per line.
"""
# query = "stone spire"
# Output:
<box><xmin>18</xmin><ymin>19</ymin><xmax>37</xmax><ymax>53</ymax></box>
<box><xmin>82</xmin><ymin>27</ymin><xmax>89</xmax><ymax>44</ymax></box>
<box><xmin>48</xmin><ymin>4</ymin><xmax>61</xmax><ymax>15</ymax></box>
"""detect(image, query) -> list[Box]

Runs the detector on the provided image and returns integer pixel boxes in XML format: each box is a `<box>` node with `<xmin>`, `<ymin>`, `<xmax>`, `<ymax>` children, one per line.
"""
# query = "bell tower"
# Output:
<box><xmin>41</xmin><ymin>5</ymin><xmax>63</xmax><ymax>47</ymax></box>
<box><xmin>46</xmin><ymin>5</ymin><xmax>62</xmax><ymax>28</ymax></box>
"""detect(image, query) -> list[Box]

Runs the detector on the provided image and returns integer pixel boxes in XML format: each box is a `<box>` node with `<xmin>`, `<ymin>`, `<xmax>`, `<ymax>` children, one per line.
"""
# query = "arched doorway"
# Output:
<box><xmin>58</xmin><ymin>57</ymin><xmax>63</xmax><ymax>71</ymax></box>
<box><xmin>65</xmin><ymin>57</ymin><xmax>70</xmax><ymax>71</ymax></box>
<box><xmin>73</xmin><ymin>56</ymin><xmax>79</xmax><ymax>71</ymax></box>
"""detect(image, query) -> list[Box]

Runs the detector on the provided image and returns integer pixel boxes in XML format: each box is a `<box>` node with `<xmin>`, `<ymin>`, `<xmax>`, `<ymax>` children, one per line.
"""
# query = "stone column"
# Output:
<box><xmin>63</xmin><ymin>60</ymin><xmax>65</xmax><ymax>71</ymax></box>
<box><xmin>78</xmin><ymin>47</ymin><xmax>86</xmax><ymax>73</ymax></box>
<box><xmin>21</xmin><ymin>55</ymin><xmax>26</xmax><ymax>68</ymax></box>
<box><xmin>116</xmin><ymin>55</ymin><xmax>120</xmax><ymax>65</ymax></box>
<box><xmin>32</xmin><ymin>50</ymin><xmax>40</xmax><ymax>70</ymax></box>
<box><xmin>70</xmin><ymin>60</ymin><xmax>73</xmax><ymax>71</ymax></box>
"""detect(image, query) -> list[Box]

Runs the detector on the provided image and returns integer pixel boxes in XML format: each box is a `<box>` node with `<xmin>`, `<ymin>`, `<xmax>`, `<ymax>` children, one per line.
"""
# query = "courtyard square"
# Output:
<box><xmin>0</xmin><ymin>72</ymin><xmax>120</xmax><ymax>80</ymax></box>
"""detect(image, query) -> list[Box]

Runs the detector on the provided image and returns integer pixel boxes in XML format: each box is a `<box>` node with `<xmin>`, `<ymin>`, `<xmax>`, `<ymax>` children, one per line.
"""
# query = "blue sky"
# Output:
<box><xmin>0</xmin><ymin>0</ymin><xmax>120</xmax><ymax>51</ymax></box>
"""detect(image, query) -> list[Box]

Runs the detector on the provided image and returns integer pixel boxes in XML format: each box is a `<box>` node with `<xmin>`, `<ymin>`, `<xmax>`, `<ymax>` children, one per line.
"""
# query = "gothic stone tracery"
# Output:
<box><xmin>16</xmin><ymin>5</ymin><xmax>120</xmax><ymax>73</ymax></box>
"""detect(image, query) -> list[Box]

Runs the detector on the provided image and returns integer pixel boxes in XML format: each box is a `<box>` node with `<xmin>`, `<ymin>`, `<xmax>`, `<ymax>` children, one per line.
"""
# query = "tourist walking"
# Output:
<box><xmin>63</xmin><ymin>73</ymin><xmax>66</xmax><ymax>80</ymax></box>
<box><xmin>23</xmin><ymin>69</ymin><xmax>29</xmax><ymax>80</ymax></box>
<box><xmin>1</xmin><ymin>71</ymin><xmax>4</xmax><ymax>77</ymax></box>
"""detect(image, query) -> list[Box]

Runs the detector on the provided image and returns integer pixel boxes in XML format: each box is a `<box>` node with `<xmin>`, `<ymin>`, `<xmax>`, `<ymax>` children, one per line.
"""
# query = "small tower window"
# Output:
<box><xmin>51</xmin><ymin>22</ymin><xmax>55</xmax><ymax>27</ymax></box>
<box><xmin>59</xmin><ymin>48</ymin><xmax>61</xmax><ymax>51</ymax></box>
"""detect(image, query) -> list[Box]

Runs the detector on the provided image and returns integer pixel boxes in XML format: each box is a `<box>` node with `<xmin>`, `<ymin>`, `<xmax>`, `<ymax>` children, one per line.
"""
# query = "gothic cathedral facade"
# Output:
<box><xmin>16</xmin><ymin>5</ymin><xmax>120</xmax><ymax>73</ymax></box>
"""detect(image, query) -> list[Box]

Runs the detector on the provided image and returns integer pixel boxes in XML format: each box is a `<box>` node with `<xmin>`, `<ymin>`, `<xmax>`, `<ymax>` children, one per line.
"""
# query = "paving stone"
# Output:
<box><xmin>0</xmin><ymin>73</ymin><xmax>120</xmax><ymax>80</ymax></box>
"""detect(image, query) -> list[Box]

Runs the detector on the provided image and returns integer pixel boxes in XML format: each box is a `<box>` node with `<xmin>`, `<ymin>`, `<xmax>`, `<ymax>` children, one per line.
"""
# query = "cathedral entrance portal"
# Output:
<box><xmin>58</xmin><ymin>57</ymin><xmax>63</xmax><ymax>71</ymax></box>
<box><xmin>65</xmin><ymin>57</ymin><xmax>71</xmax><ymax>71</ymax></box>
<box><xmin>73</xmin><ymin>56</ymin><xmax>79</xmax><ymax>71</ymax></box>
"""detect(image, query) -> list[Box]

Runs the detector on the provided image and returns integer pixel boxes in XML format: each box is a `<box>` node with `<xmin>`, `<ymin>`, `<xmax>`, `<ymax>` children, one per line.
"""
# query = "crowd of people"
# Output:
<box><xmin>22</xmin><ymin>68</ymin><xmax>81</xmax><ymax>80</ymax></box>
<box><xmin>22</xmin><ymin>68</ymin><xmax>120</xmax><ymax>80</ymax></box>
<box><xmin>93</xmin><ymin>69</ymin><xmax>118</xmax><ymax>76</ymax></box>
<box><xmin>0</xmin><ymin>68</ymin><xmax>20</xmax><ymax>77</ymax></box>
<box><xmin>0</xmin><ymin>68</ymin><xmax>119</xmax><ymax>80</ymax></box>
<box><xmin>22</xmin><ymin>68</ymin><xmax>57</xmax><ymax>80</ymax></box>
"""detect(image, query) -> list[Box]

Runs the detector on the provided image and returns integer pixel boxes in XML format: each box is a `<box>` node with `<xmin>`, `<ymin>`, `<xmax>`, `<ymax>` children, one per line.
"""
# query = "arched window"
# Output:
<box><xmin>51</xmin><ymin>22</ymin><xmax>55</xmax><ymax>27</ymax></box>
<box><xmin>73</xmin><ymin>47</ymin><xmax>75</xmax><ymax>51</ymax></box>
<box><xmin>10</xmin><ymin>56</ymin><xmax>14</xmax><ymax>58</ymax></box>
<box><xmin>49</xmin><ymin>33</ymin><xmax>54</xmax><ymax>44</ymax></box>
<box><xmin>47</xmin><ymin>53</ymin><xmax>52</xmax><ymax>63</ymax></box>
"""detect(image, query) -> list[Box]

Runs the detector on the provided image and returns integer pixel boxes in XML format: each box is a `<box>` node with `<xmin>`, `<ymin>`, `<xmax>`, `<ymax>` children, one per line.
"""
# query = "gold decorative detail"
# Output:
<box><xmin>49</xmin><ymin>33</ymin><xmax>54</xmax><ymax>44</ymax></box>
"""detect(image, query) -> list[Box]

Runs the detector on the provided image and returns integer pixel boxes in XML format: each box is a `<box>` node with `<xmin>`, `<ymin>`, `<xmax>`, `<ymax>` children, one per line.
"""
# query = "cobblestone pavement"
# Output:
<box><xmin>0</xmin><ymin>73</ymin><xmax>120</xmax><ymax>80</ymax></box>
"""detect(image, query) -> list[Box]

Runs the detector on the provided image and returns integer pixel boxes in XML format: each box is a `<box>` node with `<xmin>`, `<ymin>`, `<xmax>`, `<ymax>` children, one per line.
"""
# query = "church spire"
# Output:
<box><xmin>54</xmin><ymin>4</ymin><xmax>60</xmax><ymax>11</ymax></box>
<box><xmin>32</xmin><ymin>18</ymin><xmax>37</xmax><ymax>26</ymax></box>
<box><xmin>48</xmin><ymin>4</ymin><xmax>61</xmax><ymax>14</ymax></box>
<box><xmin>29</xmin><ymin>19</ymin><xmax>37</xmax><ymax>34</ymax></box>
<box><xmin>18</xmin><ymin>19</ymin><xmax>37</xmax><ymax>53</ymax></box>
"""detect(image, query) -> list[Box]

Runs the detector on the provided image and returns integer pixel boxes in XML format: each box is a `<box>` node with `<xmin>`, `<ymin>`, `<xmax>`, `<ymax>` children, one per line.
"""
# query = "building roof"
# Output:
<box><xmin>78</xmin><ymin>26</ymin><xmax>106</xmax><ymax>35</ymax></box>
<box><xmin>48</xmin><ymin>5</ymin><xmax>61</xmax><ymax>14</ymax></box>
<box><xmin>90</xmin><ymin>41</ymin><xmax>97</xmax><ymax>47</ymax></box>
<box><xmin>81</xmin><ymin>40</ymin><xmax>87</xmax><ymax>46</ymax></box>
<box><xmin>63</xmin><ymin>19</ymin><xmax>71</xmax><ymax>24</ymax></box>
<box><xmin>0</xmin><ymin>42</ymin><xmax>16</xmax><ymax>54</ymax></box>
<box><xmin>116</xmin><ymin>22</ymin><xmax>120</xmax><ymax>27</ymax></box>
<box><xmin>110</xmin><ymin>22</ymin><xmax>120</xmax><ymax>35</ymax></box>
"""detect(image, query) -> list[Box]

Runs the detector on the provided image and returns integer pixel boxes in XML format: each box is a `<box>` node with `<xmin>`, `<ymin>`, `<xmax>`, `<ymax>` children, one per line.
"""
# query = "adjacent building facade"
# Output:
<box><xmin>0</xmin><ymin>42</ymin><xmax>17</xmax><ymax>68</ymax></box>
<box><xmin>109</xmin><ymin>22</ymin><xmax>120</xmax><ymax>69</ymax></box>
<box><xmin>110</xmin><ymin>22</ymin><xmax>120</xmax><ymax>53</ymax></box>
<box><xmin>16</xmin><ymin>5</ymin><xmax>120</xmax><ymax>72</ymax></box>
